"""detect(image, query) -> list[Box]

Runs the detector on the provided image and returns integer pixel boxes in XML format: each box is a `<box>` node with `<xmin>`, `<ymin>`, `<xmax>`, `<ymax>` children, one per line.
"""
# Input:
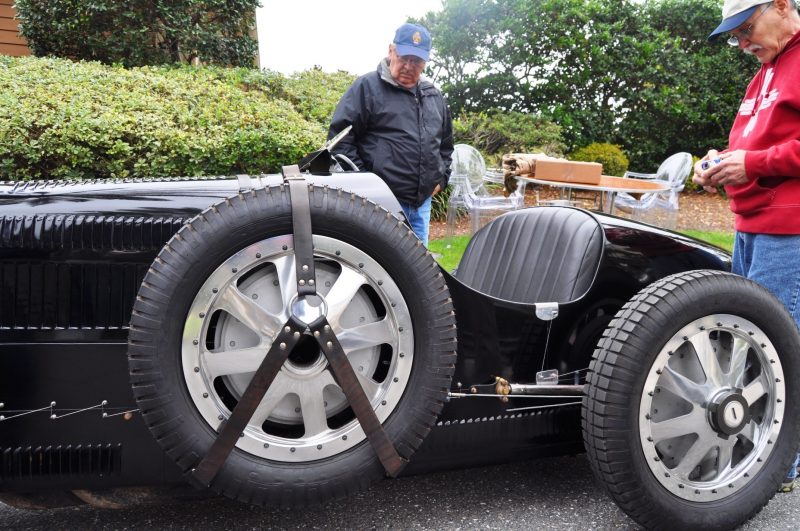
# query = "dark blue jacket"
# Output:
<box><xmin>328</xmin><ymin>60</ymin><xmax>453</xmax><ymax>207</ymax></box>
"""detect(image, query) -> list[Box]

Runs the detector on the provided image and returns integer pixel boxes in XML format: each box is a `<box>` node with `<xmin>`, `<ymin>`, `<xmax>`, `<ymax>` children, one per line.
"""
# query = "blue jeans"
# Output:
<box><xmin>400</xmin><ymin>197</ymin><xmax>432</xmax><ymax>246</ymax></box>
<box><xmin>732</xmin><ymin>232</ymin><xmax>800</xmax><ymax>482</ymax></box>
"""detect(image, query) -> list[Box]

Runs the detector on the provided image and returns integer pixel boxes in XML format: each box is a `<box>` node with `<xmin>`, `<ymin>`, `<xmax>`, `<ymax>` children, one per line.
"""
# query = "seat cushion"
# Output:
<box><xmin>454</xmin><ymin>207</ymin><xmax>604</xmax><ymax>304</ymax></box>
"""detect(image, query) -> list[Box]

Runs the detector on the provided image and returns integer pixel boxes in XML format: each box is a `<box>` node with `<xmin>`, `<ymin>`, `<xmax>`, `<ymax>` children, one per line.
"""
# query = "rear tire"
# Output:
<box><xmin>583</xmin><ymin>270</ymin><xmax>800</xmax><ymax>530</ymax></box>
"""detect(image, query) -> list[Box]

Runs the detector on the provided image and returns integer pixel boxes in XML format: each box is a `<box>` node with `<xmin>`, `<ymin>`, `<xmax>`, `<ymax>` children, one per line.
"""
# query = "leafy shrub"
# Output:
<box><xmin>15</xmin><ymin>0</ymin><xmax>258</xmax><ymax>67</ymax></box>
<box><xmin>569</xmin><ymin>143</ymin><xmax>629</xmax><ymax>177</ymax></box>
<box><xmin>453</xmin><ymin>111</ymin><xmax>565</xmax><ymax>164</ymax></box>
<box><xmin>0</xmin><ymin>57</ymin><xmax>324</xmax><ymax>180</ymax></box>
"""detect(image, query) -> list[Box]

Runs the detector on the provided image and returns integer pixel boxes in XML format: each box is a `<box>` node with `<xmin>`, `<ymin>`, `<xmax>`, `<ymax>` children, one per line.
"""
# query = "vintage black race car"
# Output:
<box><xmin>1</xmin><ymin>156</ymin><xmax>798</xmax><ymax>530</ymax></box>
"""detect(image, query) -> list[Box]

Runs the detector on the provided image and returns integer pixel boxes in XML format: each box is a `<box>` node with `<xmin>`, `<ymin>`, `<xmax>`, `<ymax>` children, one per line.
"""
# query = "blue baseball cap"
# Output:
<box><xmin>708</xmin><ymin>1</ymin><xmax>766</xmax><ymax>41</ymax></box>
<box><xmin>393</xmin><ymin>23</ymin><xmax>432</xmax><ymax>61</ymax></box>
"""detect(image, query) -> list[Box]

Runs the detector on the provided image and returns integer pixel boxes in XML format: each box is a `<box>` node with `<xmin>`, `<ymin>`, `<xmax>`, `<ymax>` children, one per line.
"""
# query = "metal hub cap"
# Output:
<box><xmin>639</xmin><ymin>314</ymin><xmax>784</xmax><ymax>501</ymax></box>
<box><xmin>708</xmin><ymin>392</ymin><xmax>751</xmax><ymax>435</ymax></box>
<box><xmin>182</xmin><ymin>235</ymin><xmax>413</xmax><ymax>462</ymax></box>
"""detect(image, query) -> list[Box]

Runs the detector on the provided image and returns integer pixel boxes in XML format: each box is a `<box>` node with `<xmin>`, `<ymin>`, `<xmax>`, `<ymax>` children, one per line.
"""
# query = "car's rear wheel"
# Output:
<box><xmin>583</xmin><ymin>270</ymin><xmax>800</xmax><ymax>530</ymax></box>
<box><xmin>129</xmin><ymin>185</ymin><xmax>456</xmax><ymax>507</ymax></box>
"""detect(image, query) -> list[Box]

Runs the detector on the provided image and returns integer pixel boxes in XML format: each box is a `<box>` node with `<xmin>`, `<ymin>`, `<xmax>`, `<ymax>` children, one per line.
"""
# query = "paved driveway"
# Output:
<box><xmin>1</xmin><ymin>454</ymin><xmax>798</xmax><ymax>530</ymax></box>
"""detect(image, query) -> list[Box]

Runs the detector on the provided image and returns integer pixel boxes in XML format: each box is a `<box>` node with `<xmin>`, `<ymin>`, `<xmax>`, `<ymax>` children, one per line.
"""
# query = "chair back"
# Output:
<box><xmin>451</xmin><ymin>144</ymin><xmax>488</xmax><ymax>196</ymax></box>
<box><xmin>656</xmin><ymin>152</ymin><xmax>692</xmax><ymax>192</ymax></box>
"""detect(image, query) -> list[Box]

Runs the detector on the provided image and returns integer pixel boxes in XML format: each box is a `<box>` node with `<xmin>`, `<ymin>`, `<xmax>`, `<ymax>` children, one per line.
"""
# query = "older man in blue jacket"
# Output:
<box><xmin>328</xmin><ymin>23</ymin><xmax>454</xmax><ymax>245</ymax></box>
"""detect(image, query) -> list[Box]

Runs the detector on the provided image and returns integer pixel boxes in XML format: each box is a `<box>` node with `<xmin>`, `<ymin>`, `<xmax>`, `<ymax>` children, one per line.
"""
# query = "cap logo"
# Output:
<box><xmin>412</xmin><ymin>31</ymin><xmax>422</xmax><ymax>45</ymax></box>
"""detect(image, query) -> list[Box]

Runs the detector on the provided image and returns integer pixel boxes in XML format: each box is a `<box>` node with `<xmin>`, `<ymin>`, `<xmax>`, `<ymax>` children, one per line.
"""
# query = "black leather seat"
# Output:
<box><xmin>453</xmin><ymin>207</ymin><xmax>604</xmax><ymax>304</ymax></box>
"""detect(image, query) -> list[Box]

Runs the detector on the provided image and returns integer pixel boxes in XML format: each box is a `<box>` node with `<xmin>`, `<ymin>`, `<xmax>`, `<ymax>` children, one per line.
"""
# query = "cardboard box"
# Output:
<box><xmin>534</xmin><ymin>159</ymin><xmax>602</xmax><ymax>185</ymax></box>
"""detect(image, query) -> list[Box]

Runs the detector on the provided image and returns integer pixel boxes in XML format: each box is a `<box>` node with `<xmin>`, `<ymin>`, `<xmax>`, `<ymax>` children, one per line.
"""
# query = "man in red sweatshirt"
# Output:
<box><xmin>696</xmin><ymin>0</ymin><xmax>800</xmax><ymax>492</ymax></box>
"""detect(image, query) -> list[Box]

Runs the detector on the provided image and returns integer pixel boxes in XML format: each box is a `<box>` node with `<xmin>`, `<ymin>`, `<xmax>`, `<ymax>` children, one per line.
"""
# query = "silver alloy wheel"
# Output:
<box><xmin>181</xmin><ymin>235</ymin><xmax>414</xmax><ymax>462</ymax></box>
<box><xmin>639</xmin><ymin>314</ymin><xmax>785</xmax><ymax>501</ymax></box>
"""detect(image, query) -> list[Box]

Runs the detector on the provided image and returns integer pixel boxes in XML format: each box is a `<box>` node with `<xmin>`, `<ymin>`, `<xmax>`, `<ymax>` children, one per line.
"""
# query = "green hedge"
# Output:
<box><xmin>0</xmin><ymin>57</ymin><xmax>325</xmax><ymax>180</ymax></box>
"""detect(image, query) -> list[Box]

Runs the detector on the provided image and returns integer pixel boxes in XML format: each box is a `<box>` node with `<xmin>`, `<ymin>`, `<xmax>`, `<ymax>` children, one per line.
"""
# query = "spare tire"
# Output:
<box><xmin>583</xmin><ymin>270</ymin><xmax>800</xmax><ymax>530</ymax></box>
<box><xmin>128</xmin><ymin>184</ymin><xmax>456</xmax><ymax>507</ymax></box>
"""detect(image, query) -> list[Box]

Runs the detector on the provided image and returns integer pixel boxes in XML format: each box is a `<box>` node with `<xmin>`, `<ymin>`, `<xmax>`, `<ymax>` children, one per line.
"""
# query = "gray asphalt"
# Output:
<box><xmin>1</xmin><ymin>454</ymin><xmax>798</xmax><ymax>530</ymax></box>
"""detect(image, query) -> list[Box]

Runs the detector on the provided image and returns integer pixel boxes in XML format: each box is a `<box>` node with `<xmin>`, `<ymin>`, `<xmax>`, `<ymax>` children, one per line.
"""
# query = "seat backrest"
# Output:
<box><xmin>656</xmin><ymin>152</ymin><xmax>692</xmax><ymax>190</ymax></box>
<box><xmin>451</xmin><ymin>144</ymin><xmax>487</xmax><ymax>196</ymax></box>
<box><xmin>454</xmin><ymin>207</ymin><xmax>603</xmax><ymax>304</ymax></box>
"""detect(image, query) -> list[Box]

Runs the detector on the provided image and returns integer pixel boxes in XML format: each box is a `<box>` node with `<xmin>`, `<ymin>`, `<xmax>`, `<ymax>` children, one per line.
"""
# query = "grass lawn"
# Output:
<box><xmin>429</xmin><ymin>230</ymin><xmax>733</xmax><ymax>273</ymax></box>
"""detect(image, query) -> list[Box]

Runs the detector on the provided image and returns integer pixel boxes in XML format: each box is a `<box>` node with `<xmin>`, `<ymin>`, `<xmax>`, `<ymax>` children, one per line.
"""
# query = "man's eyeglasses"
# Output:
<box><xmin>394</xmin><ymin>55</ymin><xmax>425</xmax><ymax>68</ymax></box>
<box><xmin>727</xmin><ymin>2</ymin><xmax>772</xmax><ymax>46</ymax></box>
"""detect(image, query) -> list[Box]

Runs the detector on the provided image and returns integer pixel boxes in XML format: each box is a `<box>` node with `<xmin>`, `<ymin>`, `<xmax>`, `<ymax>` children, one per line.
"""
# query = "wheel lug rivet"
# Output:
<box><xmin>193</xmin><ymin>339</ymin><xmax>199</xmax><ymax>345</ymax></box>
<box><xmin>712</xmin><ymin>489</ymin><xmax>717</xmax><ymax>493</ymax></box>
<box><xmin>699</xmin><ymin>326</ymin><xmax>705</xmax><ymax>331</ymax></box>
<box><xmin>239</xmin><ymin>433</ymin><xmax>244</xmax><ymax>438</ymax></box>
<box><xmin>358</xmin><ymin>263</ymin><xmax>364</xmax><ymax>268</ymax></box>
<box><xmin>648</xmin><ymin>391</ymin><xmax>654</xmax><ymax>397</ymax></box>
<box><xmin>342</xmin><ymin>435</ymin><xmax>348</xmax><ymax>440</ymax></box>
<box><xmin>256</xmin><ymin>253</ymin><xmax>261</xmax><ymax>259</ymax></box>
<box><xmin>203</xmin><ymin>393</ymin><xmax>208</xmax><ymax>398</ymax></box>
<box><xmin>399</xmin><ymin>353</ymin><xmax>405</xmax><ymax>358</ymax></box>
<box><xmin>775</xmin><ymin>419</ymin><xmax>780</xmax><ymax>424</ymax></box>
<box><xmin>218</xmin><ymin>415</ymin><xmax>223</xmax><ymax>420</ymax></box>
<box><xmin>748</xmin><ymin>331</ymin><xmax>754</xmax><ymax>335</ymax></box>
<box><xmin>212</xmin><ymin>288</ymin><xmax>218</xmax><ymax>293</ymax></box>
<box><xmin>778</xmin><ymin>399</ymin><xmax>783</xmax><ymax>403</ymax></box>
<box><xmin>733</xmin><ymin>324</ymin><xmax>739</xmax><ymax>329</ymax></box>
<box><xmin>729</xmin><ymin>484</ymin><xmax>734</xmax><ymax>489</ymax></box>
<box><xmin>282</xmin><ymin>245</ymin><xmax>288</xmax><ymax>250</ymax></box>
<box><xmin>232</xmin><ymin>268</ymin><xmax>237</xmax><ymax>273</ymax></box>
<box><xmin>664</xmin><ymin>473</ymin><xmax>670</xmax><ymax>477</ymax></box>
<box><xmin>393</xmin><ymin>377</ymin><xmax>399</xmax><ymax>383</ymax></box>
<box><xmin>317</xmin><ymin>445</ymin><xmax>322</xmax><ymax>450</ymax></box>
<box><xmin>776</xmin><ymin>378</ymin><xmax>781</xmax><ymax>382</ymax></box>
<box><xmin>264</xmin><ymin>443</ymin><xmax>269</xmax><ymax>448</ymax></box>
<box><xmin>645</xmin><ymin>414</ymin><xmax>651</xmax><ymax>420</ymax></box>
<box><xmin>194</xmin><ymin>367</ymin><xmax>199</xmax><ymax>372</ymax></box>
<box><xmin>378</xmin><ymin>280</ymin><xmax>383</xmax><ymax>285</ymax></box>
<box><xmin>695</xmin><ymin>489</ymin><xmax>700</xmax><ymax>494</ymax></box>
<box><xmin>654</xmin><ymin>457</ymin><xmax>659</xmax><ymax>462</ymax></box>
<box><xmin>771</xmin><ymin>359</ymin><xmax>776</xmax><ymax>364</ymax></box>
<box><xmin>399</xmin><ymin>327</ymin><xmax>404</xmax><ymax>332</ymax></box>
<box><xmin>682</xmin><ymin>336</ymin><xmax>688</xmax><ymax>341</ymax></box>
<box><xmin>290</xmin><ymin>447</ymin><xmax>296</xmax><ymax>453</ymax></box>
<box><xmin>744</xmin><ymin>473</ymin><xmax>750</xmax><ymax>477</ymax></box>
<box><xmin>199</xmin><ymin>312</ymin><xmax>205</xmax><ymax>318</ymax></box>
<box><xmin>381</xmin><ymin>400</ymin><xmax>387</xmax><ymax>405</ymax></box>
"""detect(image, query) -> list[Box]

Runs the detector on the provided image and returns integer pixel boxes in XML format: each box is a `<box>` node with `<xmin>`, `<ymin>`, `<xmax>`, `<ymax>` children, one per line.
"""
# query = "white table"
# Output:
<box><xmin>518</xmin><ymin>175</ymin><xmax>670</xmax><ymax>214</ymax></box>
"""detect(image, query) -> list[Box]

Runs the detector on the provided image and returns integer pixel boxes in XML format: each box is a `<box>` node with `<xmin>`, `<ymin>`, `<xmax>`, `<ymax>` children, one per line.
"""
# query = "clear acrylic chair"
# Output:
<box><xmin>446</xmin><ymin>144</ymin><xmax>527</xmax><ymax>235</ymax></box>
<box><xmin>614</xmin><ymin>152</ymin><xmax>692</xmax><ymax>229</ymax></box>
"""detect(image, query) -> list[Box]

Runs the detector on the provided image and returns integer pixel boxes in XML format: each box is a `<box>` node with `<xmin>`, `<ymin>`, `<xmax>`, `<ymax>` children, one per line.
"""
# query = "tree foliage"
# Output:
<box><xmin>421</xmin><ymin>0</ymin><xmax>757</xmax><ymax>168</ymax></box>
<box><xmin>14</xmin><ymin>0</ymin><xmax>259</xmax><ymax>67</ymax></box>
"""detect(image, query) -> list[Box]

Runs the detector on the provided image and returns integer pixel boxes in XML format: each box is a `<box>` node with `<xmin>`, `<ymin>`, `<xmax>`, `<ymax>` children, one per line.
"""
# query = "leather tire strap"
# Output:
<box><xmin>191</xmin><ymin>316</ymin><xmax>305</xmax><ymax>487</ymax></box>
<box><xmin>191</xmin><ymin>167</ymin><xmax>406</xmax><ymax>488</ymax></box>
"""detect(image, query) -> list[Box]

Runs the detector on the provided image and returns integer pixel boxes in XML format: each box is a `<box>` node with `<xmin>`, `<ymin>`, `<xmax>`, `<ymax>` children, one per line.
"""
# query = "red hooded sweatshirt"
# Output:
<box><xmin>727</xmin><ymin>31</ymin><xmax>800</xmax><ymax>233</ymax></box>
